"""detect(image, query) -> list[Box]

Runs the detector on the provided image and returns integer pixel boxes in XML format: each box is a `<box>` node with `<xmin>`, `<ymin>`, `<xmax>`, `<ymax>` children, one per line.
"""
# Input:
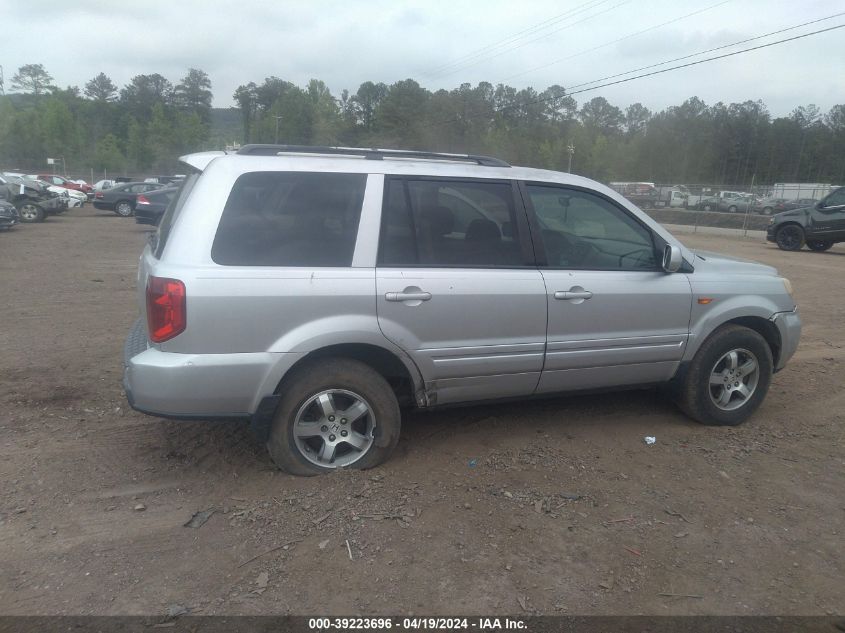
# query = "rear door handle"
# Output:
<box><xmin>385</xmin><ymin>291</ymin><xmax>432</xmax><ymax>302</ymax></box>
<box><xmin>554</xmin><ymin>290</ymin><xmax>593</xmax><ymax>300</ymax></box>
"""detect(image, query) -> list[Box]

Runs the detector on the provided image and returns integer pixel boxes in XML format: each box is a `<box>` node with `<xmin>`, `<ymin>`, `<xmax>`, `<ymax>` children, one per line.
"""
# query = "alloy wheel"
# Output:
<box><xmin>292</xmin><ymin>389</ymin><xmax>376</xmax><ymax>468</ymax></box>
<box><xmin>709</xmin><ymin>348</ymin><xmax>759</xmax><ymax>411</ymax></box>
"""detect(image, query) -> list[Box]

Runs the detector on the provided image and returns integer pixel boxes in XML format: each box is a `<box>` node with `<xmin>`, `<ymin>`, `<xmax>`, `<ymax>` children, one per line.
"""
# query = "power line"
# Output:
<box><xmin>562</xmin><ymin>11</ymin><xmax>845</xmax><ymax>94</ymax></box>
<box><xmin>424</xmin><ymin>0</ymin><xmax>632</xmax><ymax>81</ymax></box>
<box><xmin>562</xmin><ymin>24</ymin><xmax>844</xmax><ymax>97</ymax></box>
<box><xmin>427</xmin><ymin>22</ymin><xmax>845</xmax><ymax>129</ymax></box>
<box><xmin>423</xmin><ymin>0</ymin><xmax>612</xmax><ymax>78</ymax></box>
<box><xmin>498</xmin><ymin>0</ymin><xmax>732</xmax><ymax>83</ymax></box>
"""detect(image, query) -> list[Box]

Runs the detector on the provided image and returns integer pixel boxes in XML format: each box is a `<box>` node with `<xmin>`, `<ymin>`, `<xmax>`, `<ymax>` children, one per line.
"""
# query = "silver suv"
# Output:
<box><xmin>124</xmin><ymin>145</ymin><xmax>801</xmax><ymax>475</ymax></box>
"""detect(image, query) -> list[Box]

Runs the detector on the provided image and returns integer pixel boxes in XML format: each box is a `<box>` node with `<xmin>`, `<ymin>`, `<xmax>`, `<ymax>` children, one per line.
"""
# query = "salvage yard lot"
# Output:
<box><xmin>0</xmin><ymin>207</ymin><xmax>843</xmax><ymax>616</ymax></box>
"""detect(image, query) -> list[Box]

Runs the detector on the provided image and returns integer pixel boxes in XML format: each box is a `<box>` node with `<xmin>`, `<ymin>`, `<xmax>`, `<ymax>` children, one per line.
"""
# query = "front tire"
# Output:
<box><xmin>18</xmin><ymin>203</ymin><xmax>45</xmax><ymax>223</ymax></box>
<box><xmin>806</xmin><ymin>239</ymin><xmax>833</xmax><ymax>252</ymax></box>
<box><xmin>775</xmin><ymin>224</ymin><xmax>804</xmax><ymax>251</ymax></box>
<box><xmin>728</xmin><ymin>205</ymin><xmax>738</xmax><ymax>213</ymax></box>
<box><xmin>115</xmin><ymin>201</ymin><xmax>134</xmax><ymax>217</ymax></box>
<box><xmin>675</xmin><ymin>325</ymin><xmax>773</xmax><ymax>426</ymax></box>
<box><xmin>267</xmin><ymin>358</ymin><xmax>401</xmax><ymax>476</ymax></box>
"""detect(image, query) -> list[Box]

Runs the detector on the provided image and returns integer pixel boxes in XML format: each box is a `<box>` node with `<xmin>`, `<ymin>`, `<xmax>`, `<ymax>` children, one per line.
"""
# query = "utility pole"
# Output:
<box><xmin>273</xmin><ymin>116</ymin><xmax>283</xmax><ymax>144</ymax></box>
<box><xmin>566</xmin><ymin>142</ymin><xmax>575</xmax><ymax>173</ymax></box>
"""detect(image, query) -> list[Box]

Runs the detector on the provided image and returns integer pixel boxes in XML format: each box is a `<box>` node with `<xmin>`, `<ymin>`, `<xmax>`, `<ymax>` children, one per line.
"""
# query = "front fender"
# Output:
<box><xmin>683</xmin><ymin>295</ymin><xmax>782</xmax><ymax>363</ymax></box>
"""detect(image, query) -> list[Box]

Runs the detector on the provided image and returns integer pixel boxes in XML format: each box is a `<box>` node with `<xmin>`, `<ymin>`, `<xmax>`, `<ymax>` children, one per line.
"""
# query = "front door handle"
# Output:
<box><xmin>385</xmin><ymin>291</ymin><xmax>432</xmax><ymax>302</ymax></box>
<box><xmin>554</xmin><ymin>288</ymin><xmax>593</xmax><ymax>301</ymax></box>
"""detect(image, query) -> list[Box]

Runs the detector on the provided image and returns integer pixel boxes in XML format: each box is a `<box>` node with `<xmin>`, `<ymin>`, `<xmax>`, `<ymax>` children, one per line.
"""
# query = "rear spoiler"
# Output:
<box><xmin>178</xmin><ymin>151</ymin><xmax>226</xmax><ymax>172</ymax></box>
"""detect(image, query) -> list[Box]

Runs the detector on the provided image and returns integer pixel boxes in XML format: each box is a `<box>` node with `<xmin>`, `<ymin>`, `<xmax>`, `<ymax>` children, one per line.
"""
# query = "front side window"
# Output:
<box><xmin>822</xmin><ymin>188</ymin><xmax>845</xmax><ymax>208</ymax></box>
<box><xmin>379</xmin><ymin>178</ymin><xmax>523</xmax><ymax>267</ymax></box>
<box><xmin>211</xmin><ymin>171</ymin><xmax>366</xmax><ymax>267</ymax></box>
<box><xmin>527</xmin><ymin>185</ymin><xmax>657</xmax><ymax>270</ymax></box>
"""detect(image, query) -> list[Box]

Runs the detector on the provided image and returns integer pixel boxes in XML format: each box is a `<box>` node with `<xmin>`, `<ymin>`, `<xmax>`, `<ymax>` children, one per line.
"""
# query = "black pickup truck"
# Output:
<box><xmin>767</xmin><ymin>187</ymin><xmax>845</xmax><ymax>251</ymax></box>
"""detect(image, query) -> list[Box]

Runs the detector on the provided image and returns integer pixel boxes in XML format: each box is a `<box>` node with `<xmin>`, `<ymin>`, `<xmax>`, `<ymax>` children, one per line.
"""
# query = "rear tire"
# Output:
<box><xmin>728</xmin><ymin>205</ymin><xmax>738</xmax><ymax>213</ymax></box>
<box><xmin>806</xmin><ymin>239</ymin><xmax>833</xmax><ymax>252</ymax></box>
<box><xmin>762</xmin><ymin>207</ymin><xmax>773</xmax><ymax>215</ymax></box>
<box><xmin>115</xmin><ymin>201</ymin><xmax>134</xmax><ymax>217</ymax></box>
<box><xmin>775</xmin><ymin>224</ymin><xmax>804</xmax><ymax>251</ymax></box>
<box><xmin>675</xmin><ymin>325</ymin><xmax>773</xmax><ymax>426</ymax></box>
<box><xmin>267</xmin><ymin>358</ymin><xmax>401</xmax><ymax>476</ymax></box>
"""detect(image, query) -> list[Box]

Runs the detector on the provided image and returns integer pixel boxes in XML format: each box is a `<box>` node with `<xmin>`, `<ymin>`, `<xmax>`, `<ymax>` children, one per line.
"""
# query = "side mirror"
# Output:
<box><xmin>662</xmin><ymin>244</ymin><xmax>682</xmax><ymax>273</ymax></box>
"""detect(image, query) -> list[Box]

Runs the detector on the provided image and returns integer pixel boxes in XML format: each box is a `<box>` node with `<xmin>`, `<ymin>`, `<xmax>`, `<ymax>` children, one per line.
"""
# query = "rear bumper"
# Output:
<box><xmin>122</xmin><ymin>319</ymin><xmax>288</xmax><ymax>420</ymax></box>
<box><xmin>771</xmin><ymin>306</ymin><xmax>801</xmax><ymax>371</ymax></box>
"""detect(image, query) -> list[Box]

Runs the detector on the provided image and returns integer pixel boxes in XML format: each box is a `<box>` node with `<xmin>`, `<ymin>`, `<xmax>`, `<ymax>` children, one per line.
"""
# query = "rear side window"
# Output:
<box><xmin>153</xmin><ymin>173</ymin><xmax>199</xmax><ymax>258</ymax></box>
<box><xmin>211</xmin><ymin>172</ymin><xmax>366</xmax><ymax>267</ymax></box>
<box><xmin>378</xmin><ymin>178</ymin><xmax>524</xmax><ymax>267</ymax></box>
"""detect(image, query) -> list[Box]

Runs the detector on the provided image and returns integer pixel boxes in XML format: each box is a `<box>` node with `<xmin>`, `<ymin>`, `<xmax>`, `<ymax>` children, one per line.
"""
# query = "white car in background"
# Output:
<box><xmin>93</xmin><ymin>179</ymin><xmax>117</xmax><ymax>191</ymax></box>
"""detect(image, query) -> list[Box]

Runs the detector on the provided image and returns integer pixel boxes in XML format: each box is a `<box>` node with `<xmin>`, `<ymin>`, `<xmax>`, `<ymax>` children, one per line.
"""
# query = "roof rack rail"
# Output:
<box><xmin>235</xmin><ymin>144</ymin><xmax>510</xmax><ymax>167</ymax></box>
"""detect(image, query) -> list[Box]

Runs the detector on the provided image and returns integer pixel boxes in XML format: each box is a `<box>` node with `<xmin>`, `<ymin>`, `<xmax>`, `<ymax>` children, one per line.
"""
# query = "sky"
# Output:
<box><xmin>2</xmin><ymin>0</ymin><xmax>843</xmax><ymax>117</ymax></box>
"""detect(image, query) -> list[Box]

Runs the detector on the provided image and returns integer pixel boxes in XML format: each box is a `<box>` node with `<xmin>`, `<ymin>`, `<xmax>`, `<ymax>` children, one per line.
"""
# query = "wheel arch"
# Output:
<box><xmin>723</xmin><ymin>316</ymin><xmax>781</xmax><ymax>367</ymax></box>
<box><xmin>686</xmin><ymin>314</ymin><xmax>782</xmax><ymax>369</ymax></box>
<box><xmin>774</xmin><ymin>220</ymin><xmax>805</xmax><ymax>233</ymax></box>
<box><xmin>280</xmin><ymin>343</ymin><xmax>421</xmax><ymax>407</ymax></box>
<box><xmin>251</xmin><ymin>342</ymin><xmax>424</xmax><ymax>443</ymax></box>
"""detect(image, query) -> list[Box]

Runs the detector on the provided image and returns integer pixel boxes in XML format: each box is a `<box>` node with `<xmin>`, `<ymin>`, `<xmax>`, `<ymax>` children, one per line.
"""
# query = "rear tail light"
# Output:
<box><xmin>146</xmin><ymin>276</ymin><xmax>186</xmax><ymax>343</ymax></box>
<box><xmin>95</xmin><ymin>192</ymin><xmax>103</xmax><ymax>198</ymax></box>
<box><xmin>136</xmin><ymin>194</ymin><xmax>150</xmax><ymax>205</ymax></box>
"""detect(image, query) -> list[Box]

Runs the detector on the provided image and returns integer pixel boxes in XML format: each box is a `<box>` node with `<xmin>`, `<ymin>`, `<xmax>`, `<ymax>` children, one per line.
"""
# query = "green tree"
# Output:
<box><xmin>175</xmin><ymin>68</ymin><xmax>213</xmax><ymax>121</ymax></box>
<box><xmin>233</xmin><ymin>82</ymin><xmax>257</xmax><ymax>142</ymax></box>
<box><xmin>11</xmin><ymin>63</ymin><xmax>54</xmax><ymax>96</ymax></box>
<box><xmin>84</xmin><ymin>73</ymin><xmax>118</xmax><ymax>102</ymax></box>
<box><xmin>126</xmin><ymin>117</ymin><xmax>154</xmax><ymax>170</ymax></box>
<box><xmin>120</xmin><ymin>74</ymin><xmax>173</xmax><ymax>119</ymax></box>
<box><xmin>374</xmin><ymin>79</ymin><xmax>428</xmax><ymax>147</ymax></box>
<box><xmin>93</xmin><ymin>133</ymin><xmax>125</xmax><ymax>171</ymax></box>
<box><xmin>352</xmin><ymin>81</ymin><xmax>388</xmax><ymax>129</ymax></box>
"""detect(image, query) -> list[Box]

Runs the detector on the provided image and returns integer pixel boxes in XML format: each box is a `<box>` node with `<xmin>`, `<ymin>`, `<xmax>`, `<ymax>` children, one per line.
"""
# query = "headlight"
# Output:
<box><xmin>782</xmin><ymin>278</ymin><xmax>793</xmax><ymax>296</ymax></box>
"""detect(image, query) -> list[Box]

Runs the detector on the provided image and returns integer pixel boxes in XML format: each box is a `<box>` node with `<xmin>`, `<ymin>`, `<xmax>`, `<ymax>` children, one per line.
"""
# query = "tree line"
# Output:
<box><xmin>0</xmin><ymin>64</ymin><xmax>213</xmax><ymax>175</ymax></box>
<box><xmin>2</xmin><ymin>63</ymin><xmax>844</xmax><ymax>185</ymax></box>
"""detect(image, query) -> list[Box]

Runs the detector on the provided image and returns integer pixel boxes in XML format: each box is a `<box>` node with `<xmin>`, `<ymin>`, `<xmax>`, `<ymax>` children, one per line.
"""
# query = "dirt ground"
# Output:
<box><xmin>0</xmin><ymin>206</ymin><xmax>843</xmax><ymax>617</ymax></box>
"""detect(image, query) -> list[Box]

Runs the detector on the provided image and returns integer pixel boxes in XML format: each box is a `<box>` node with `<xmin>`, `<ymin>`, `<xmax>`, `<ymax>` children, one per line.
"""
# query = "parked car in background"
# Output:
<box><xmin>0</xmin><ymin>199</ymin><xmax>19</xmax><ymax>229</ymax></box>
<box><xmin>134</xmin><ymin>187</ymin><xmax>178</xmax><ymax>226</ymax></box>
<box><xmin>767</xmin><ymin>187</ymin><xmax>845</xmax><ymax>251</ymax></box>
<box><xmin>754</xmin><ymin>197</ymin><xmax>789</xmax><ymax>216</ymax></box>
<box><xmin>92</xmin><ymin>181</ymin><xmax>166</xmax><ymax>217</ymax></box>
<box><xmin>609</xmin><ymin>182</ymin><xmax>664</xmax><ymax>209</ymax></box>
<box><xmin>782</xmin><ymin>198</ymin><xmax>819</xmax><ymax>211</ymax></box>
<box><xmin>0</xmin><ymin>174</ymin><xmax>68</xmax><ymax>222</ymax></box>
<box><xmin>144</xmin><ymin>175</ymin><xmax>186</xmax><ymax>186</ymax></box>
<box><xmin>93</xmin><ymin>179</ymin><xmax>116</xmax><ymax>191</ymax></box>
<box><xmin>123</xmin><ymin>145</ymin><xmax>801</xmax><ymax>475</ymax></box>
<box><xmin>696</xmin><ymin>191</ymin><xmax>755</xmax><ymax>213</ymax></box>
<box><xmin>655</xmin><ymin>186</ymin><xmax>689</xmax><ymax>208</ymax></box>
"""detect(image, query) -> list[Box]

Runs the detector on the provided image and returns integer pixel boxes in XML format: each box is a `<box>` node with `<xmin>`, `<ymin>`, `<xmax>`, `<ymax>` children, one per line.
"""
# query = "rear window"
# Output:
<box><xmin>211</xmin><ymin>171</ymin><xmax>366</xmax><ymax>267</ymax></box>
